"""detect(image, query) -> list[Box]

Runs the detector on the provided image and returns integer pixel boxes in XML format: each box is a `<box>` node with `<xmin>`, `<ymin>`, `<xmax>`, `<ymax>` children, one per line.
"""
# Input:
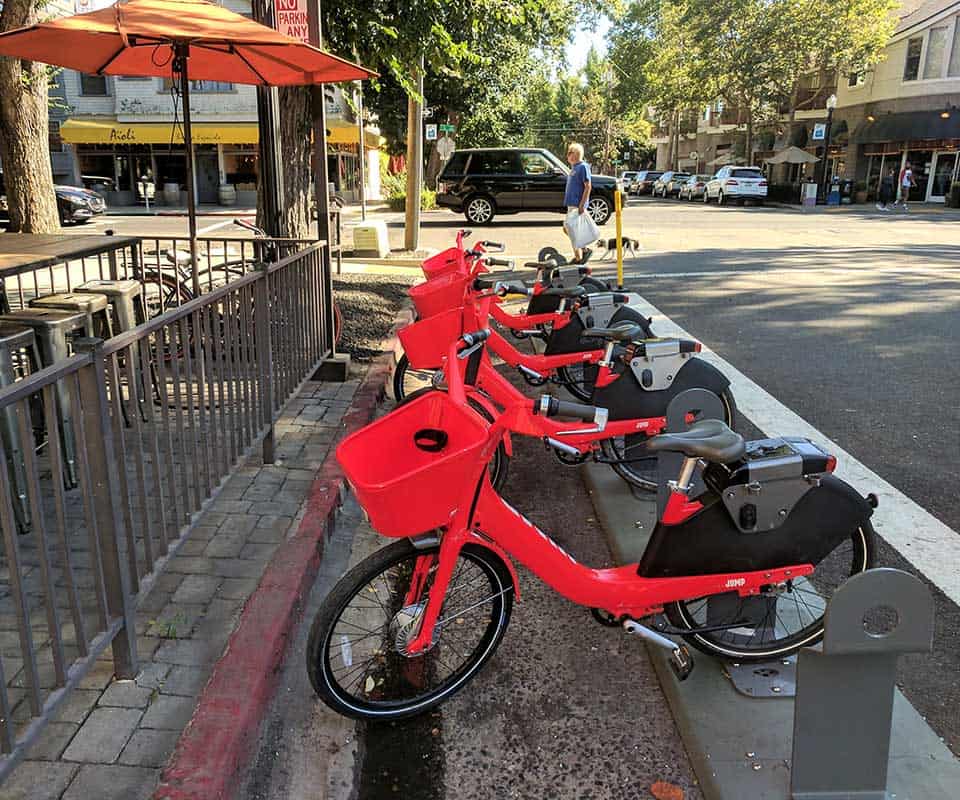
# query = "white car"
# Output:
<box><xmin>704</xmin><ymin>166</ymin><xmax>768</xmax><ymax>205</ymax></box>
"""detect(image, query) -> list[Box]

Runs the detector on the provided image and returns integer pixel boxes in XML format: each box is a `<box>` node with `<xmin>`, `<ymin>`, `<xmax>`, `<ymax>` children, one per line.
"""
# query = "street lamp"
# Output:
<box><xmin>820</xmin><ymin>93</ymin><xmax>838</xmax><ymax>203</ymax></box>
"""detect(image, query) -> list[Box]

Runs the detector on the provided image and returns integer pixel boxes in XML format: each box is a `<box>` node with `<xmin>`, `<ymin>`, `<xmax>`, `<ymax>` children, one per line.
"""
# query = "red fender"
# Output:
<box><xmin>465</xmin><ymin>530</ymin><xmax>521</xmax><ymax>600</ymax></box>
<box><xmin>466</xmin><ymin>389</ymin><xmax>513</xmax><ymax>457</ymax></box>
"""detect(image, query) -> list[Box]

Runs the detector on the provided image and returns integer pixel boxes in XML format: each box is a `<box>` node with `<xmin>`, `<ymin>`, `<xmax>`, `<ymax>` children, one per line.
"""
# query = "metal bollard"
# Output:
<box><xmin>790</xmin><ymin>568</ymin><xmax>934</xmax><ymax>800</ymax></box>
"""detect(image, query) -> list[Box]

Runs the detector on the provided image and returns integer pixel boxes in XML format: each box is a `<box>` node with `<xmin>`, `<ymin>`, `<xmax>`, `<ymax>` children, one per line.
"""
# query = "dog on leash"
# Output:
<box><xmin>596</xmin><ymin>236</ymin><xmax>641</xmax><ymax>260</ymax></box>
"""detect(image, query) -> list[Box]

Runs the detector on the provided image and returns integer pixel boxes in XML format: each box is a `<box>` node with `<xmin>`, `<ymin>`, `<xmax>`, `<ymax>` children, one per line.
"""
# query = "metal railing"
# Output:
<box><xmin>0</xmin><ymin>241</ymin><xmax>331</xmax><ymax>779</ymax></box>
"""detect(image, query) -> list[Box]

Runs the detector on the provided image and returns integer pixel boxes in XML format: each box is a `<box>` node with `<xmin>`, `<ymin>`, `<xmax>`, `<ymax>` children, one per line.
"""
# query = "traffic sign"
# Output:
<box><xmin>812</xmin><ymin>123</ymin><xmax>826</xmax><ymax>141</ymax></box>
<box><xmin>425</xmin><ymin>124</ymin><xmax>438</xmax><ymax>141</ymax></box>
<box><xmin>439</xmin><ymin>123</ymin><xmax>456</xmax><ymax>133</ymax></box>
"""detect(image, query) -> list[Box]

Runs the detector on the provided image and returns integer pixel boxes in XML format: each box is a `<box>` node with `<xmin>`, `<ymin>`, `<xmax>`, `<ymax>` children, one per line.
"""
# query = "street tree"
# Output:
<box><xmin>0</xmin><ymin>0</ymin><xmax>60</xmax><ymax>233</ymax></box>
<box><xmin>267</xmin><ymin>0</ymin><xmax>588</xmax><ymax>236</ymax></box>
<box><xmin>677</xmin><ymin>0</ymin><xmax>896</xmax><ymax>160</ymax></box>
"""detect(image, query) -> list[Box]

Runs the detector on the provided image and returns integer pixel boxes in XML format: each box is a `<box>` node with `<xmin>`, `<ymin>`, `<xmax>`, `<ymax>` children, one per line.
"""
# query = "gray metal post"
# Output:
<box><xmin>73</xmin><ymin>338</ymin><xmax>139</xmax><ymax>679</ymax></box>
<box><xmin>256</xmin><ymin>265</ymin><xmax>275</xmax><ymax>464</ymax></box>
<box><xmin>174</xmin><ymin>44</ymin><xmax>201</xmax><ymax>298</ymax></box>
<box><xmin>791</xmin><ymin>568</ymin><xmax>934</xmax><ymax>800</ymax></box>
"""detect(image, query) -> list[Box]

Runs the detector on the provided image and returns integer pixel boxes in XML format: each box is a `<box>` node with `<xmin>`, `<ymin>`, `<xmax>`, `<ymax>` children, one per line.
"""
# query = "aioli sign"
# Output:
<box><xmin>276</xmin><ymin>0</ymin><xmax>310</xmax><ymax>44</ymax></box>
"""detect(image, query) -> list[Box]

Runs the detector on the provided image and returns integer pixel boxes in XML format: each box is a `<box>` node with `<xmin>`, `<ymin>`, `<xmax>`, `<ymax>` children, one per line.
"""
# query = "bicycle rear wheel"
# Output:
<box><xmin>665</xmin><ymin>521</ymin><xmax>875</xmax><ymax>660</ymax></box>
<box><xmin>306</xmin><ymin>539</ymin><xmax>513</xmax><ymax>721</ymax></box>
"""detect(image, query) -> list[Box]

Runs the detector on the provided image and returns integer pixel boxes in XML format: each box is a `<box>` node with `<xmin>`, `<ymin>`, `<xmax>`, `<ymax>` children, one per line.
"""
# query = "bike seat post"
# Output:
<box><xmin>669</xmin><ymin>456</ymin><xmax>700</xmax><ymax>494</ymax></box>
<box><xmin>599</xmin><ymin>341</ymin><xmax>616</xmax><ymax>368</ymax></box>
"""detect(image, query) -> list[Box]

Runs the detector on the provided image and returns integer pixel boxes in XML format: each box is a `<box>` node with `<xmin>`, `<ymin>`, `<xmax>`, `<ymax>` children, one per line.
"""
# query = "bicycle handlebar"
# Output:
<box><xmin>461</xmin><ymin>329</ymin><xmax>491</xmax><ymax>347</ymax></box>
<box><xmin>479</xmin><ymin>240</ymin><xmax>505</xmax><ymax>252</ymax></box>
<box><xmin>484</xmin><ymin>257</ymin><xmax>512</xmax><ymax>268</ymax></box>
<box><xmin>533</xmin><ymin>395</ymin><xmax>603</xmax><ymax>422</ymax></box>
<box><xmin>233</xmin><ymin>218</ymin><xmax>266</xmax><ymax>238</ymax></box>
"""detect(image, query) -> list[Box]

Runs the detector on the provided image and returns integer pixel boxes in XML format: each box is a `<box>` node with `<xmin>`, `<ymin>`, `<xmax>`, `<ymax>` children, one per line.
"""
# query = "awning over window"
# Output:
<box><xmin>61</xmin><ymin>118</ymin><xmax>259</xmax><ymax>145</ymax></box>
<box><xmin>61</xmin><ymin>117</ymin><xmax>383</xmax><ymax>148</ymax></box>
<box><xmin>852</xmin><ymin>110</ymin><xmax>960</xmax><ymax>144</ymax></box>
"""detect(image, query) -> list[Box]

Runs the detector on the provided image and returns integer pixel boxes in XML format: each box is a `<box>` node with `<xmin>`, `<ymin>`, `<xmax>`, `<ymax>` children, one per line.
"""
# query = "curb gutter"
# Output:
<box><xmin>153</xmin><ymin>311</ymin><xmax>410</xmax><ymax>800</ymax></box>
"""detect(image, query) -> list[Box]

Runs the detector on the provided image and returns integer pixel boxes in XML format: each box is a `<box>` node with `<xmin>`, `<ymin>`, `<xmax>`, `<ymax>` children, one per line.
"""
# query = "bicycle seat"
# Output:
<box><xmin>539</xmin><ymin>286</ymin><xmax>587</xmax><ymax>298</ymax></box>
<box><xmin>646</xmin><ymin>419</ymin><xmax>745</xmax><ymax>464</ymax></box>
<box><xmin>166</xmin><ymin>249</ymin><xmax>192</xmax><ymax>265</ymax></box>
<box><xmin>583</xmin><ymin>323</ymin><xmax>644</xmax><ymax>342</ymax></box>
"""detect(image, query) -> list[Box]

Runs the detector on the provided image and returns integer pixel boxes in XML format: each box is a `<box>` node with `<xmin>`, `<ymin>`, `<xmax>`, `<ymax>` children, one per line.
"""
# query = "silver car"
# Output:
<box><xmin>652</xmin><ymin>171</ymin><xmax>691</xmax><ymax>198</ymax></box>
<box><xmin>678</xmin><ymin>174</ymin><xmax>712</xmax><ymax>200</ymax></box>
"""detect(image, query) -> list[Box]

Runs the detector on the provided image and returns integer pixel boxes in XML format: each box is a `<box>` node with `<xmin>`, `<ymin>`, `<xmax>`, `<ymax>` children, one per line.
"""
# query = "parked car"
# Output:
<box><xmin>631</xmin><ymin>169</ymin><xmax>664</xmax><ymax>195</ymax></box>
<box><xmin>704</xmin><ymin>166</ymin><xmax>768</xmax><ymax>205</ymax></box>
<box><xmin>0</xmin><ymin>171</ymin><xmax>107</xmax><ymax>225</ymax></box>
<box><xmin>677</xmin><ymin>174</ymin><xmax>713</xmax><ymax>201</ymax></box>
<box><xmin>436</xmin><ymin>148</ymin><xmax>620</xmax><ymax>225</ymax></box>
<box><xmin>651</xmin><ymin>171</ymin><xmax>691</xmax><ymax>198</ymax></box>
<box><xmin>620</xmin><ymin>170</ymin><xmax>639</xmax><ymax>192</ymax></box>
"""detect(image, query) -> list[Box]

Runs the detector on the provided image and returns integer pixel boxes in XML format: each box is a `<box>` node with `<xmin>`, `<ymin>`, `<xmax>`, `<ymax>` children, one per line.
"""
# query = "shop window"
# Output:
<box><xmin>223</xmin><ymin>145</ymin><xmax>258</xmax><ymax>190</ymax></box>
<box><xmin>80</xmin><ymin>73</ymin><xmax>109</xmax><ymax>95</ymax></box>
<box><xmin>902</xmin><ymin>37</ymin><xmax>922</xmax><ymax>80</ymax></box>
<box><xmin>949</xmin><ymin>18</ymin><xmax>960</xmax><ymax>76</ymax></box>
<box><xmin>923</xmin><ymin>26</ymin><xmax>948</xmax><ymax>79</ymax></box>
<box><xmin>49</xmin><ymin>121</ymin><xmax>63</xmax><ymax>153</ymax></box>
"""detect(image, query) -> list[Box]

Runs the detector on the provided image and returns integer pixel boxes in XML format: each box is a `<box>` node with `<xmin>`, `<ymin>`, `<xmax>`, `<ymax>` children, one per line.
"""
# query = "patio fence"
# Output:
<box><xmin>0</xmin><ymin>240</ymin><xmax>333</xmax><ymax>779</ymax></box>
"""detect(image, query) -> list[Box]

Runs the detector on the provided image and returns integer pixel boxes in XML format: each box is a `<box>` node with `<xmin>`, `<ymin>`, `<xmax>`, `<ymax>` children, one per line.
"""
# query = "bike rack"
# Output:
<box><xmin>790</xmin><ymin>568</ymin><xmax>934</xmax><ymax>800</ymax></box>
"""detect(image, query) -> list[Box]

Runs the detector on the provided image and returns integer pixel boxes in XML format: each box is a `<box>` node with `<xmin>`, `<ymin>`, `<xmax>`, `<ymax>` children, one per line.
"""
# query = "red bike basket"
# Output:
<box><xmin>397</xmin><ymin>308</ymin><xmax>462</xmax><ymax>369</ymax></box>
<box><xmin>409</xmin><ymin>272</ymin><xmax>470</xmax><ymax>318</ymax></box>
<box><xmin>421</xmin><ymin>247</ymin><xmax>465</xmax><ymax>280</ymax></box>
<box><xmin>337</xmin><ymin>392</ymin><xmax>488</xmax><ymax>537</ymax></box>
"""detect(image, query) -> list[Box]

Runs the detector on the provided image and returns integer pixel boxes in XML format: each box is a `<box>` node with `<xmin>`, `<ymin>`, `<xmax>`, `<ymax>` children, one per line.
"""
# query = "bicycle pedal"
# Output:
<box><xmin>669</xmin><ymin>645</ymin><xmax>694</xmax><ymax>681</ymax></box>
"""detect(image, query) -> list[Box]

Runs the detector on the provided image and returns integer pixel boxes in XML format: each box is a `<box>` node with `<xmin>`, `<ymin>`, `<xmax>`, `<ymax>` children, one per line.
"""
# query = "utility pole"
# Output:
<box><xmin>404</xmin><ymin>58</ymin><xmax>424</xmax><ymax>252</ymax></box>
<box><xmin>357</xmin><ymin>82</ymin><xmax>366</xmax><ymax>221</ymax></box>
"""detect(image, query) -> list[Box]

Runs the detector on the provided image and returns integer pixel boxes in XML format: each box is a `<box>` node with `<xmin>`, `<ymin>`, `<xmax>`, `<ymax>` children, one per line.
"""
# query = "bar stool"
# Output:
<box><xmin>0</xmin><ymin>309</ymin><xmax>89</xmax><ymax>488</ymax></box>
<box><xmin>0</xmin><ymin>323</ymin><xmax>42</xmax><ymax>532</ymax></box>
<box><xmin>77</xmin><ymin>280</ymin><xmax>146</xmax><ymax>421</ymax></box>
<box><xmin>29</xmin><ymin>292</ymin><xmax>113</xmax><ymax>340</ymax></box>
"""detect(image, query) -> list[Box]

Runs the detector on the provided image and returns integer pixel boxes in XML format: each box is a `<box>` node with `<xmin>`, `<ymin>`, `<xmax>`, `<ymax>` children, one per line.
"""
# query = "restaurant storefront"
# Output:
<box><xmin>62</xmin><ymin>116</ymin><xmax>383</xmax><ymax>206</ymax></box>
<box><xmin>851</xmin><ymin>109</ymin><xmax>960</xmax><ymax>202</ymax></box>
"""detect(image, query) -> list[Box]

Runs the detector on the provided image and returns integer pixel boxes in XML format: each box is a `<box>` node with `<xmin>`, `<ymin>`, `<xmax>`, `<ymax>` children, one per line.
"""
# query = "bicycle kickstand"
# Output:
<box><xmin>623</xmin><ymin>618</ymin><xmax>695</xmax><ymax>681</ymax></box>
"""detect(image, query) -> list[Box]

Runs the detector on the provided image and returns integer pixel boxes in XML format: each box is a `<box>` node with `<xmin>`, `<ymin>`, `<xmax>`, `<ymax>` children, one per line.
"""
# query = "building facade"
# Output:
<box><xmin>57</xmin><ymin>0</ymin><xmax>381</xmax><ymax>206</ymax></box>
<box><xmin>832</xmin><ymin>0</ymin><xmax>960</xmax><ymax>202</ymax></box>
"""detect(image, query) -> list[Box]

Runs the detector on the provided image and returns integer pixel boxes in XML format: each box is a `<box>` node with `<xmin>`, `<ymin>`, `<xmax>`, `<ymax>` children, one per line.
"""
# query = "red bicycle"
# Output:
<box><xmin>396</xmin><ymin>266</ymin><xmax>653</xmax><ymax>403</ymax></box>
<box><xmin>397</xmin><ymin>292</ymin><xmax>734</xmax><ymax>489</ymax></box>
<box><xmin>307</xmin><ymin>331</ymin><xmax>876</xmax><ymax>720</ymax></box>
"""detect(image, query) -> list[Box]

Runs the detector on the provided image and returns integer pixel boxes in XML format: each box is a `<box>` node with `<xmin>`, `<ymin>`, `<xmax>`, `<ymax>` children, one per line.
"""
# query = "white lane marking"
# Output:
<box><xmin>628</xmin><ymin>293</ymin><xmax>960</xmax><ymax>607</ymax></box>
<box><xmin>198</xmin><ymin>218</ymin><xmax>241</xmax><ymax>235</ymax></box>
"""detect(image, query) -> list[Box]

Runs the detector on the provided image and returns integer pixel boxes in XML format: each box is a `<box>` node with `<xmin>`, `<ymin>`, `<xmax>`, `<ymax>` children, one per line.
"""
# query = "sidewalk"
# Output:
<box><xmin>0</xmin><ymin>372</ymin><xmax>373</xmax><ymax>800</ymax></box>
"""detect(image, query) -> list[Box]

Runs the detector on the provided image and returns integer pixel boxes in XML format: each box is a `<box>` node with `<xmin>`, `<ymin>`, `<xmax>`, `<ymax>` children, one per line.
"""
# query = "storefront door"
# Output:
<box><xmin>927</xmin><ymin>152</ymin><xmax>958</xmax><ymax>202</ymax></box>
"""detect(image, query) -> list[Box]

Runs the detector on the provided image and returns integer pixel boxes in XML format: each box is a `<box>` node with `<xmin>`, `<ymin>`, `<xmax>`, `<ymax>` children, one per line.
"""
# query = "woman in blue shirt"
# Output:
<box><xmin>563</xmin><ymin>142</ymin><xmax>593</xmax><ymax>264</ymax></box>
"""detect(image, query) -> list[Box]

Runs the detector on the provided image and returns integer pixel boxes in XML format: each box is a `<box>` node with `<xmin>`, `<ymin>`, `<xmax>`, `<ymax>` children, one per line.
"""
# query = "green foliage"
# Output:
<box><xmin>381</xmin><ymin>166</ymin><xmax>437</xmax><ymax>210</ymax></box>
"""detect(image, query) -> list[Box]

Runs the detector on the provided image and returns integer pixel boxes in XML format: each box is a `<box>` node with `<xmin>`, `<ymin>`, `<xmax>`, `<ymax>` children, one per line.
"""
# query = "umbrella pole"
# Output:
<box><xmin>175</xmin><ymin>43</ymin><xmax>201</xmax><ymax>297</ymax></box>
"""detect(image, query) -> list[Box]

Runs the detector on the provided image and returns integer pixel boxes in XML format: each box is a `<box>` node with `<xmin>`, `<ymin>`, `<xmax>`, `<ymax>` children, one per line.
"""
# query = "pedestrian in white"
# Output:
<box><xmin>895</xmin><ymin>162</ymin><xmax>916</xmax><ymax>210</ymax></box>
<box><xmin>563</xmin><ymin>142</ymin><xmax>593</xmax><ymax>264</ymax></box>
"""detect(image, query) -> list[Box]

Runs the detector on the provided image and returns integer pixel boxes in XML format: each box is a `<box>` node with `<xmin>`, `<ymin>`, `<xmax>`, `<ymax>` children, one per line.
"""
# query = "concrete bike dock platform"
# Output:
<box><xmin>582</xmin><ymin>460</ymin><xmax>960</xmax><ymax>799</ymax></box>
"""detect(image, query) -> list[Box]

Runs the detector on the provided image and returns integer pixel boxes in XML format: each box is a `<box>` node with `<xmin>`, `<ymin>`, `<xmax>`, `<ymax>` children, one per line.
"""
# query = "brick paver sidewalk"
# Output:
<box><xmin>1</xmin><ymin>378</ymin><xmax>361</xmax><ymax>800</ymax></box>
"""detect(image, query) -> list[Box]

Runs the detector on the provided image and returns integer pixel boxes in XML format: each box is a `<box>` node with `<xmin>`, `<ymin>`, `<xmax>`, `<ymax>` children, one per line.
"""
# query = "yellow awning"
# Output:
<box><xmin>62</xmin><ymin>116</ymin><xmax>384</xmax><ymax>149</ymax></box>
<box><xmin>61</xmin><ymin>118</ymin><xmax>258</xmax><ymax>145</ymax></box>
<box><xmin>327</xmin><ymin>118</ymin><xmax>384</xmax><ymax>149</ymax></box>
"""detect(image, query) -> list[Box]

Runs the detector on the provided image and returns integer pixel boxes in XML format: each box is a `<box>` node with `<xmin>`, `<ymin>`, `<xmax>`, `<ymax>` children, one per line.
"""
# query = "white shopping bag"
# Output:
<box><xmin>566</xmin><ymin>210</ymin><xmax>600</xmax><ymax>249</ymax></box>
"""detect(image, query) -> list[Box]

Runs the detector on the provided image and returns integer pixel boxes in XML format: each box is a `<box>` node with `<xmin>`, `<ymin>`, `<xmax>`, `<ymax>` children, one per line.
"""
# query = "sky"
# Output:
<box><xmin>565</xmin><ymin>15</ymin><xmax>610</xmax><ymax>72</ymax></box>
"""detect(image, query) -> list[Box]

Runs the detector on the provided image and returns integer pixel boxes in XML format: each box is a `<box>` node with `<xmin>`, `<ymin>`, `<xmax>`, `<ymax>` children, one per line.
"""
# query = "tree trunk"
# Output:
<box><xmin>745</xmin><ymin>108</ymin><xmax>754</xmax><ymax>166</ymax></box>
<box><xmin>258</xmin><ymin>86</ymin><xmax>313</xmax><ymax>239</ymax></box>
<box><xmin>0</xmin><ymin>0</ymin><xmax>61</xmax><ymax>233</ymax></box>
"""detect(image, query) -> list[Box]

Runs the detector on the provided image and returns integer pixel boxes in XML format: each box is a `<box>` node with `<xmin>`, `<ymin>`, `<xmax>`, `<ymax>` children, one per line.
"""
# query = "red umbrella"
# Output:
<box><xmin>0</xmin><ymin>0</ymin><xmax>375</xmax><ymax>289</ymax></box>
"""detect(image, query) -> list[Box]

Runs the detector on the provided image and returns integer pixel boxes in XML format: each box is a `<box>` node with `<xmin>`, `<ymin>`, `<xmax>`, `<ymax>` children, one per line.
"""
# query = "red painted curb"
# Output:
<box><xmin>153</xmin><ymin>312</ymin><xmax>408</xmax><ymax>800</ymax></box>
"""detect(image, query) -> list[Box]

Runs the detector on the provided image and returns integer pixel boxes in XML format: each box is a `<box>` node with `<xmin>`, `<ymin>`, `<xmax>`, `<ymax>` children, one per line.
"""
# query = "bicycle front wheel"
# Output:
<box><xmin>392</xmin><ymin>353</ymin><xmax>439</xmax><ymax>401</ymax></box>
<box><xmin>664</xmin><ymin>521</ymin><xmax>876</xmax><ymax>660</ymax></box>
<box><xmin>306</xmin><ymin>540</ymin><xmax>514</xmax><ymax>721</ymax></box>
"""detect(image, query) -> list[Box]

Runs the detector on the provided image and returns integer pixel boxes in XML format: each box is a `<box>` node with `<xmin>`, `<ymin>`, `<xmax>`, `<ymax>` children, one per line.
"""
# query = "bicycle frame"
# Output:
<box><xmin>399</xmin><ymin>341</ymin><xmax>814</xmax><ymax>656</ymax></box>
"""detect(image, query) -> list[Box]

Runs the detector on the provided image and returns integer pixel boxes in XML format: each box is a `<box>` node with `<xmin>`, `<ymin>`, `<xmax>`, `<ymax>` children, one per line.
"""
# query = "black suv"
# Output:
<box><xmin>437</xmin><ymin>148</ymin><xmax>619</xmax><ymax>226</ymax></box>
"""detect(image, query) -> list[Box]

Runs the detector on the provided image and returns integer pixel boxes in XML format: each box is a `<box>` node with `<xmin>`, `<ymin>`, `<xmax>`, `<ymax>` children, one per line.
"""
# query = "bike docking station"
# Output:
<box><xmin>582</xmin><ymin>395</ymin><xmax>960</xmax><ymax>800</ymax></box>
